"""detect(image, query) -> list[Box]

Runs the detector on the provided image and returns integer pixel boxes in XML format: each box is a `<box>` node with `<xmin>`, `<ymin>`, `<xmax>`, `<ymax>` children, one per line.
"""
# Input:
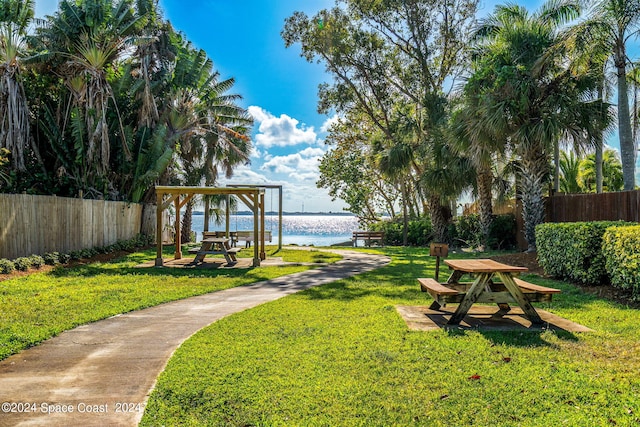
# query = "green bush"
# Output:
<box><xmin>58</xmin><ymin>252</ymin><xmax>71</xmax><ymax>264</ymax></box>
<box><xmin>407</xmin><ymin>217</ymin><xmax>433</xmax><ymax>246</ymax></box>
<box><xmin>536</xmin><ymin>221</ymin><xmax>628</xmax><ymax>285</ymax></box>
<box><xmin>488</xmin><ymin>214</ymin><xmax>517</xmax><ymax>250</ymax></box>
<box><xmin>4</xmin><ymin>234</ymin><xmax>152</xmax><ymax>273</ymax></box>
<box><xmin>450</xmin><ymin>214</ymin><xmax>517</xmax><ymax>250</ymax></box>
<box><xmin>13</xmin><ymin>257</ymin><xmax>32</xmax><ymax>272</ymax></box>
<box><xmin>371</xmin><ymin>218</ymin><xmax>433</xmax><ymax>246</ymax></box>
<box><xmin>453</xmin><ymin>214</ymin><xmax>481</xmax><ymax>248</ymax></box>
<box><xmin>43</xmin><ymin>252</ymin><xmax>60</xmax><ymax>265</ymax></box>
<box><xmin>29</xmin><ymin>255</ymin><xmax>45</xmax><ymax>269</ymax></box>
<box><xmin>0</xmin><ymin>259</ymin><xmax>15</xmax><ymax>274</ymax></box>
<box><xmin>602</xmin><ymin>225</ymin><xmax>640</xmax><ymax>299</ymax></box>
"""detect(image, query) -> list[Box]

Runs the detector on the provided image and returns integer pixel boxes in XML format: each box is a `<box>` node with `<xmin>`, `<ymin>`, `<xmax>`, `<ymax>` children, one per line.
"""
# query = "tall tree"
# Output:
<box><xmin>163</xmin><ymin>41</ymin><xmax>252</xmax><ymax>242</ymax></box>
<box><xmin>450</xmin><ymin>85</ymin><xmax>508</xmax><ymax>247</ymax></box>
<box><xmin>471</xmin><ymin>1</ymin><xmax>609</xmax><ymax>251</ymax></box>
<box><xmin>0</xmin><ymin>0</ymin><xmax>38</xmax><ymax>172</ymax></box>
<box><xmin>35</xmin><ymin>0</ymin><xmax>146</xmax><ymax>196</ymax></box>
<box><xmin>573</xmin><ymin>0</ymin><xmax>640</xmax><ymax>190</ymax></box>
<box><xmin>283</xmin><ymin>0</ymin><xmax>478</xmax><ymax>242</ymax></box>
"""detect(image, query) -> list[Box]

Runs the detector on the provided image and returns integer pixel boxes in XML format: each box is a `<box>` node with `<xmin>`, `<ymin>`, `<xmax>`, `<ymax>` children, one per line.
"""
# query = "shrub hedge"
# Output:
<box><xmin>370</xmin><ymin>218</ymin><xmax>433</xmax><ymax>246</ymax></box>
<box><xmin>602</xmin><ymin>225</ymin><xmax>640</xmax><ymax>299</ymax></box>
<box><xmin>0</xmin><ymin>259</ymin><xmax>15</xmax><ymax>274</ymax></box>
<box><xmin>0</xmin><ymin>234</ymin><xmax>153</xmax><ymax>275</ymax></box>
<box><xmin>536</xmin><ymin>221</ymin><xmax>629</xmax><ymax>286</ymax></box>
<box><xmin>368</xmin><ymin>214</ymin><xmax>516</xmax><ymax>249</ymax></box>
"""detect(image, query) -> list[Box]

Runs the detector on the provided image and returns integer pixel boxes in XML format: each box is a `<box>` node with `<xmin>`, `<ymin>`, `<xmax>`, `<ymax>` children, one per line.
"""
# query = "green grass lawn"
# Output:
<box><xmin>140</xmin><ymin>247</ymin><xmax>640</xmax><ymax>426</ymax></box>
<box><xmin>0</xmin><ymin>246</ymin><xmax>341</xmax><ymax>361</ymax></box>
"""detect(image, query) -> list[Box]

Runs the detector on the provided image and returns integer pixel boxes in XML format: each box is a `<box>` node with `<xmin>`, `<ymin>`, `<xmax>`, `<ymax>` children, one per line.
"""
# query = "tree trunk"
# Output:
<box><xmin>203</xmin><ymin>198</ymin><xmax>210</xmax><ymax>232</ymax></box>
<box><xmin>401</xmin><ymin>180</ymin><xmax>408</xmax><ymax>246</ymax></box>
<box><xmin>476</xmin><ymin>168</ymin><xmax>494</xmax><ymax>248</ymax></box>
<box><xmin>595</xmin><ymin>133</ymin><xmax>603</xmax><ymax>194</ymax></box>
<box><xmin>427</xmin><ymin>193</ymin><xmax>448</xmax><ymax>243</ymax></box>
<box><xmin>616</xmin><ymin>49</ymin><xmax>637</xmax><ymax>191</ymax></box>
<box><xmin>181</xmin><ymin>200</ymin><xmax>193</xmax><ymax>243</ymax></box>
<box><xmin>519</xmin><ymin>155</ymin><xmax>547</xmax><ymax>252</ymax></box>
<box><xmin>596</xmin><ymin>85</ymin><xmax>604</xmax><ymax>194</ymax></box>
<box><xmin>553</xmin><ymin>141</ymin><xmax>560</xmax><ymax>193</ymax></box>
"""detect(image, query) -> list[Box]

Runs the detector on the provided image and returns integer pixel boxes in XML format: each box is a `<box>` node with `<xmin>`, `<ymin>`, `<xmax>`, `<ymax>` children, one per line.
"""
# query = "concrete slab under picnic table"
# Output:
<box><xmin>396</xmin><ymin>305</ymin><xmax>592</xmax><ymax>332</ymax></box>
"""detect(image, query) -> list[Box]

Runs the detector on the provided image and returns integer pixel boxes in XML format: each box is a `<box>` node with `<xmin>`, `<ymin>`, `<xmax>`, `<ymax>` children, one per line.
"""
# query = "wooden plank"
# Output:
<box><xmin>418</xmin><ymin>278</ymin><xmax>459</xmax><ymax>295</ymax></box>
<box><xmin>444</xmin><ymin>259</ymin><xmax>528</xmax><ymax>274</ymax></box>
<box><xmin>498</xmin><ymin>273</ymin><xmax>543</xmax><ymax>324</ymax></box>
<box><xmin>0</xmin><ymin>194</ymin><xmax>143</xmax><ymax>259</ymax></box>
<box><xmin>448</xmin><ymin>273</ymin><xmax>492</xmax><ymax>325</ymax></box>
<box><xmin>513</xmin><ymin>278</ymin><xmax>561</xmax><ymax>294</ymax></box>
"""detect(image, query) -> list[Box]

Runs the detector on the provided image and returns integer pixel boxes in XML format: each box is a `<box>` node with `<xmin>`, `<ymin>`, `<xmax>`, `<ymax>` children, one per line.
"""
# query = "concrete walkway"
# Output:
<box><xmin>0</xmin><ymin>250</ymin><xmax>390</xmax><ymax>427</ymax></box>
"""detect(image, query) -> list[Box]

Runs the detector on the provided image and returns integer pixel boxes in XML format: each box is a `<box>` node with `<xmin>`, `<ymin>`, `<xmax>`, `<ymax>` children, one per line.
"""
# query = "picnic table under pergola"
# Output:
<box><xmin>154</xmin><ymin>185</ymin><xmax>280</xmax><ymax>267</ymax></box>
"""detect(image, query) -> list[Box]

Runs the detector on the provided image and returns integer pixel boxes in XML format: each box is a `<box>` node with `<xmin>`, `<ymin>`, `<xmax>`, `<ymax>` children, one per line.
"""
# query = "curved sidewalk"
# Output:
<box><xmin>0</xmin><ymin>250</ymin><xmax>390</xmax><ymax>427</ymax></box>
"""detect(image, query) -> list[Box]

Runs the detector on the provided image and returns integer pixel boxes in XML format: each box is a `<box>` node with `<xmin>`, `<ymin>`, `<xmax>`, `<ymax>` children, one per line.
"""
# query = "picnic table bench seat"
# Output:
<box><xmin>418</xmin><ymin>276</ymin><xmax>561</xmax><ymax>308</ymax></box>
<box><xmin>352</xmin><ymin>231</ymin><xmax>385</xmax><ymax>247</ymax></box>
<box><xmin>188</xmin><ymin>246</ymin><xmax>243</xmax><ymax>255</ymax></box>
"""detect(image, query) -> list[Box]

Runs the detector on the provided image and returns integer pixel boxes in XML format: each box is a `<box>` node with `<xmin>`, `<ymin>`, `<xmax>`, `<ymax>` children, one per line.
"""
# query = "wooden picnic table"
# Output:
<box><xmin>419</xmin><ymin>259</ymin><xmax>559</xmax><ymax>325</ymax></box>
<box><xmin>189</xmin><ymin>237</ymin><xmax>241</xmax><ymax>266</ymax></box>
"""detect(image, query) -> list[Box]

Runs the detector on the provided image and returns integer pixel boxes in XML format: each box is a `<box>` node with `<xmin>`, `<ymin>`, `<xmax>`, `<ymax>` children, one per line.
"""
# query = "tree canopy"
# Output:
<box><xmin>0</xmin><ymin>0</ymin><xmax>252</xmax><ymax>203</ymax></box>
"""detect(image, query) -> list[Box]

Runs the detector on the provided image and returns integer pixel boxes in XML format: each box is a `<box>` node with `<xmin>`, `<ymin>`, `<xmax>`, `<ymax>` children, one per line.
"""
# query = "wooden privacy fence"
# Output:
<box><xmin>0</xmin><ymin>194</ymin><xmax>143</xmax><ymax>260</ymax></box>
<box><xmin>546</xmin><ymin>190</ymin><xmax>640</xmax><ymax>223</ymax></box>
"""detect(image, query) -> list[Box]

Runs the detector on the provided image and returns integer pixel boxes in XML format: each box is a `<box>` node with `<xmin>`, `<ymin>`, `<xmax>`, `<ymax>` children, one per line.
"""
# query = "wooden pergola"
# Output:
<box><xmin>155</xmin><ymin>186</ymin><xmax>266</xmax><ymax>267</ymax></box>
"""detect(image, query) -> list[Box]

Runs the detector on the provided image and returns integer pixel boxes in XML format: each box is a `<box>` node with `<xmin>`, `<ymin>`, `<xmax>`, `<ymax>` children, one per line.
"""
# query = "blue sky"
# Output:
<box><xmin>35</xmin><ymin>0</ymin><xmax>637</xmax><ymax>212</ymax></box>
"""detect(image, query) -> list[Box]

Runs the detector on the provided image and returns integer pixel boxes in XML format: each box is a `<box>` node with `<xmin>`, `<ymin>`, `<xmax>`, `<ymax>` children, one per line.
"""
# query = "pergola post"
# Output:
<box><xmin>260</xmin><ymin>191</ymin><xmax>266</xmax><ymax>261</ymax></box>
<box><xmin>278</xmin><ymin>186</ymin><xmax>283</xmax><ymax>250</ymax></box>
<box><xmin>253</xmin><ymin>189</ymin><xmax>260</xmax><ymax>266</ymax></box>
<box><xmin>225</xmin><ymin>194</ymin><xmax>230</xmax><ymax>237</ymax></box>
<box><xmin>174</xmin><ymin>196</ymin><xmax>182</xmax><ymax>260</ymax></box>
<box><xmin>155</xmin><ymin>192</ymin><xmax>164</xmax><ymax>266</ymax></box>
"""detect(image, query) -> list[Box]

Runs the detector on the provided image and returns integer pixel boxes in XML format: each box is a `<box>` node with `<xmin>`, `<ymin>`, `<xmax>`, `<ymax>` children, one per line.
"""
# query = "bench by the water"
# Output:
<box><xmin>352</xmin><ymin>231</ymin><xmax>384</xmax><ymax>247</ymax></box>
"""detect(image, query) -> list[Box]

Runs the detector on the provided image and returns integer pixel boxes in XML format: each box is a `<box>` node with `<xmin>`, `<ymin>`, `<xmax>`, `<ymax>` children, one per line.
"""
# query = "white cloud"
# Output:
<box><xmin>299</xmin><ymin>147</ymin><xmax>325</xmax><ymax>157</ymax></box>
<box><xmin>221</xmin><ymin>165</ymin><xmax>270</xmax><ymax>184</ymax></box>
<box><xmin>320</xmin><ymin>114</ymin><xmax>340</xmax><ymax>133</ymax></box>
<box><xmin>260</xmin><ymin>147</ymin><xmax>325</xmax><ymax>182</ymax></box>
<box><xmin>248</xmin><ymin>106</ymin><xmax>317</xmax><ymax>148</ymax></box>
<box><xmin>218</xmin><ymin>106</ymin><xmax>346</xmax><ymax>212</ymax></box>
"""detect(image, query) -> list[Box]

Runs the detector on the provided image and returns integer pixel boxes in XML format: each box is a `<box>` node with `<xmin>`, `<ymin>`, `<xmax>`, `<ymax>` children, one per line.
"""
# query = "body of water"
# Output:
<box><xmin>191</xmin><ymin>214</ymin><xmax>360</xmax><ymax>246</ymax></box>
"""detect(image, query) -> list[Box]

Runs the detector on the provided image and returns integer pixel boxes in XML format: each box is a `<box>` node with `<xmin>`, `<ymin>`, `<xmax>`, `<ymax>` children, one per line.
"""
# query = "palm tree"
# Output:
<box><xmin>163</xmin><ymin>41</ymin><xmax>252</xmax><ymax>242</ymax></box>
<box><xmin>573</xmin><ymin>0</ymin><xmax>640</xmax><ymax>190</ymax></box>
<box><xmin>450</xmin><ymin>90</ymin><xmax>508</xmax><ymax>247</ymax></box>
<box><xmin>35</xmin><ymin>0</ymin><xmax>145</xmax><ymax>193</ymax></box>
<box><xmin>472</xmin><ymin>1</ymin><xmax>608</xmax><ymax>251</ymax></box>
<box><xmin>559</xmin><ymin>150</ymin><xmax>583</xmax><ymax>193</ymax></box>
<box><xmin>579</xmin><ymin>148</ymin><xmax>624</xmax><ymax>192</ymax></box>
<box><xmin>0</xmin><ymin>0</ymin><xmax>38</xmax><ymax>172</ymax></box>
